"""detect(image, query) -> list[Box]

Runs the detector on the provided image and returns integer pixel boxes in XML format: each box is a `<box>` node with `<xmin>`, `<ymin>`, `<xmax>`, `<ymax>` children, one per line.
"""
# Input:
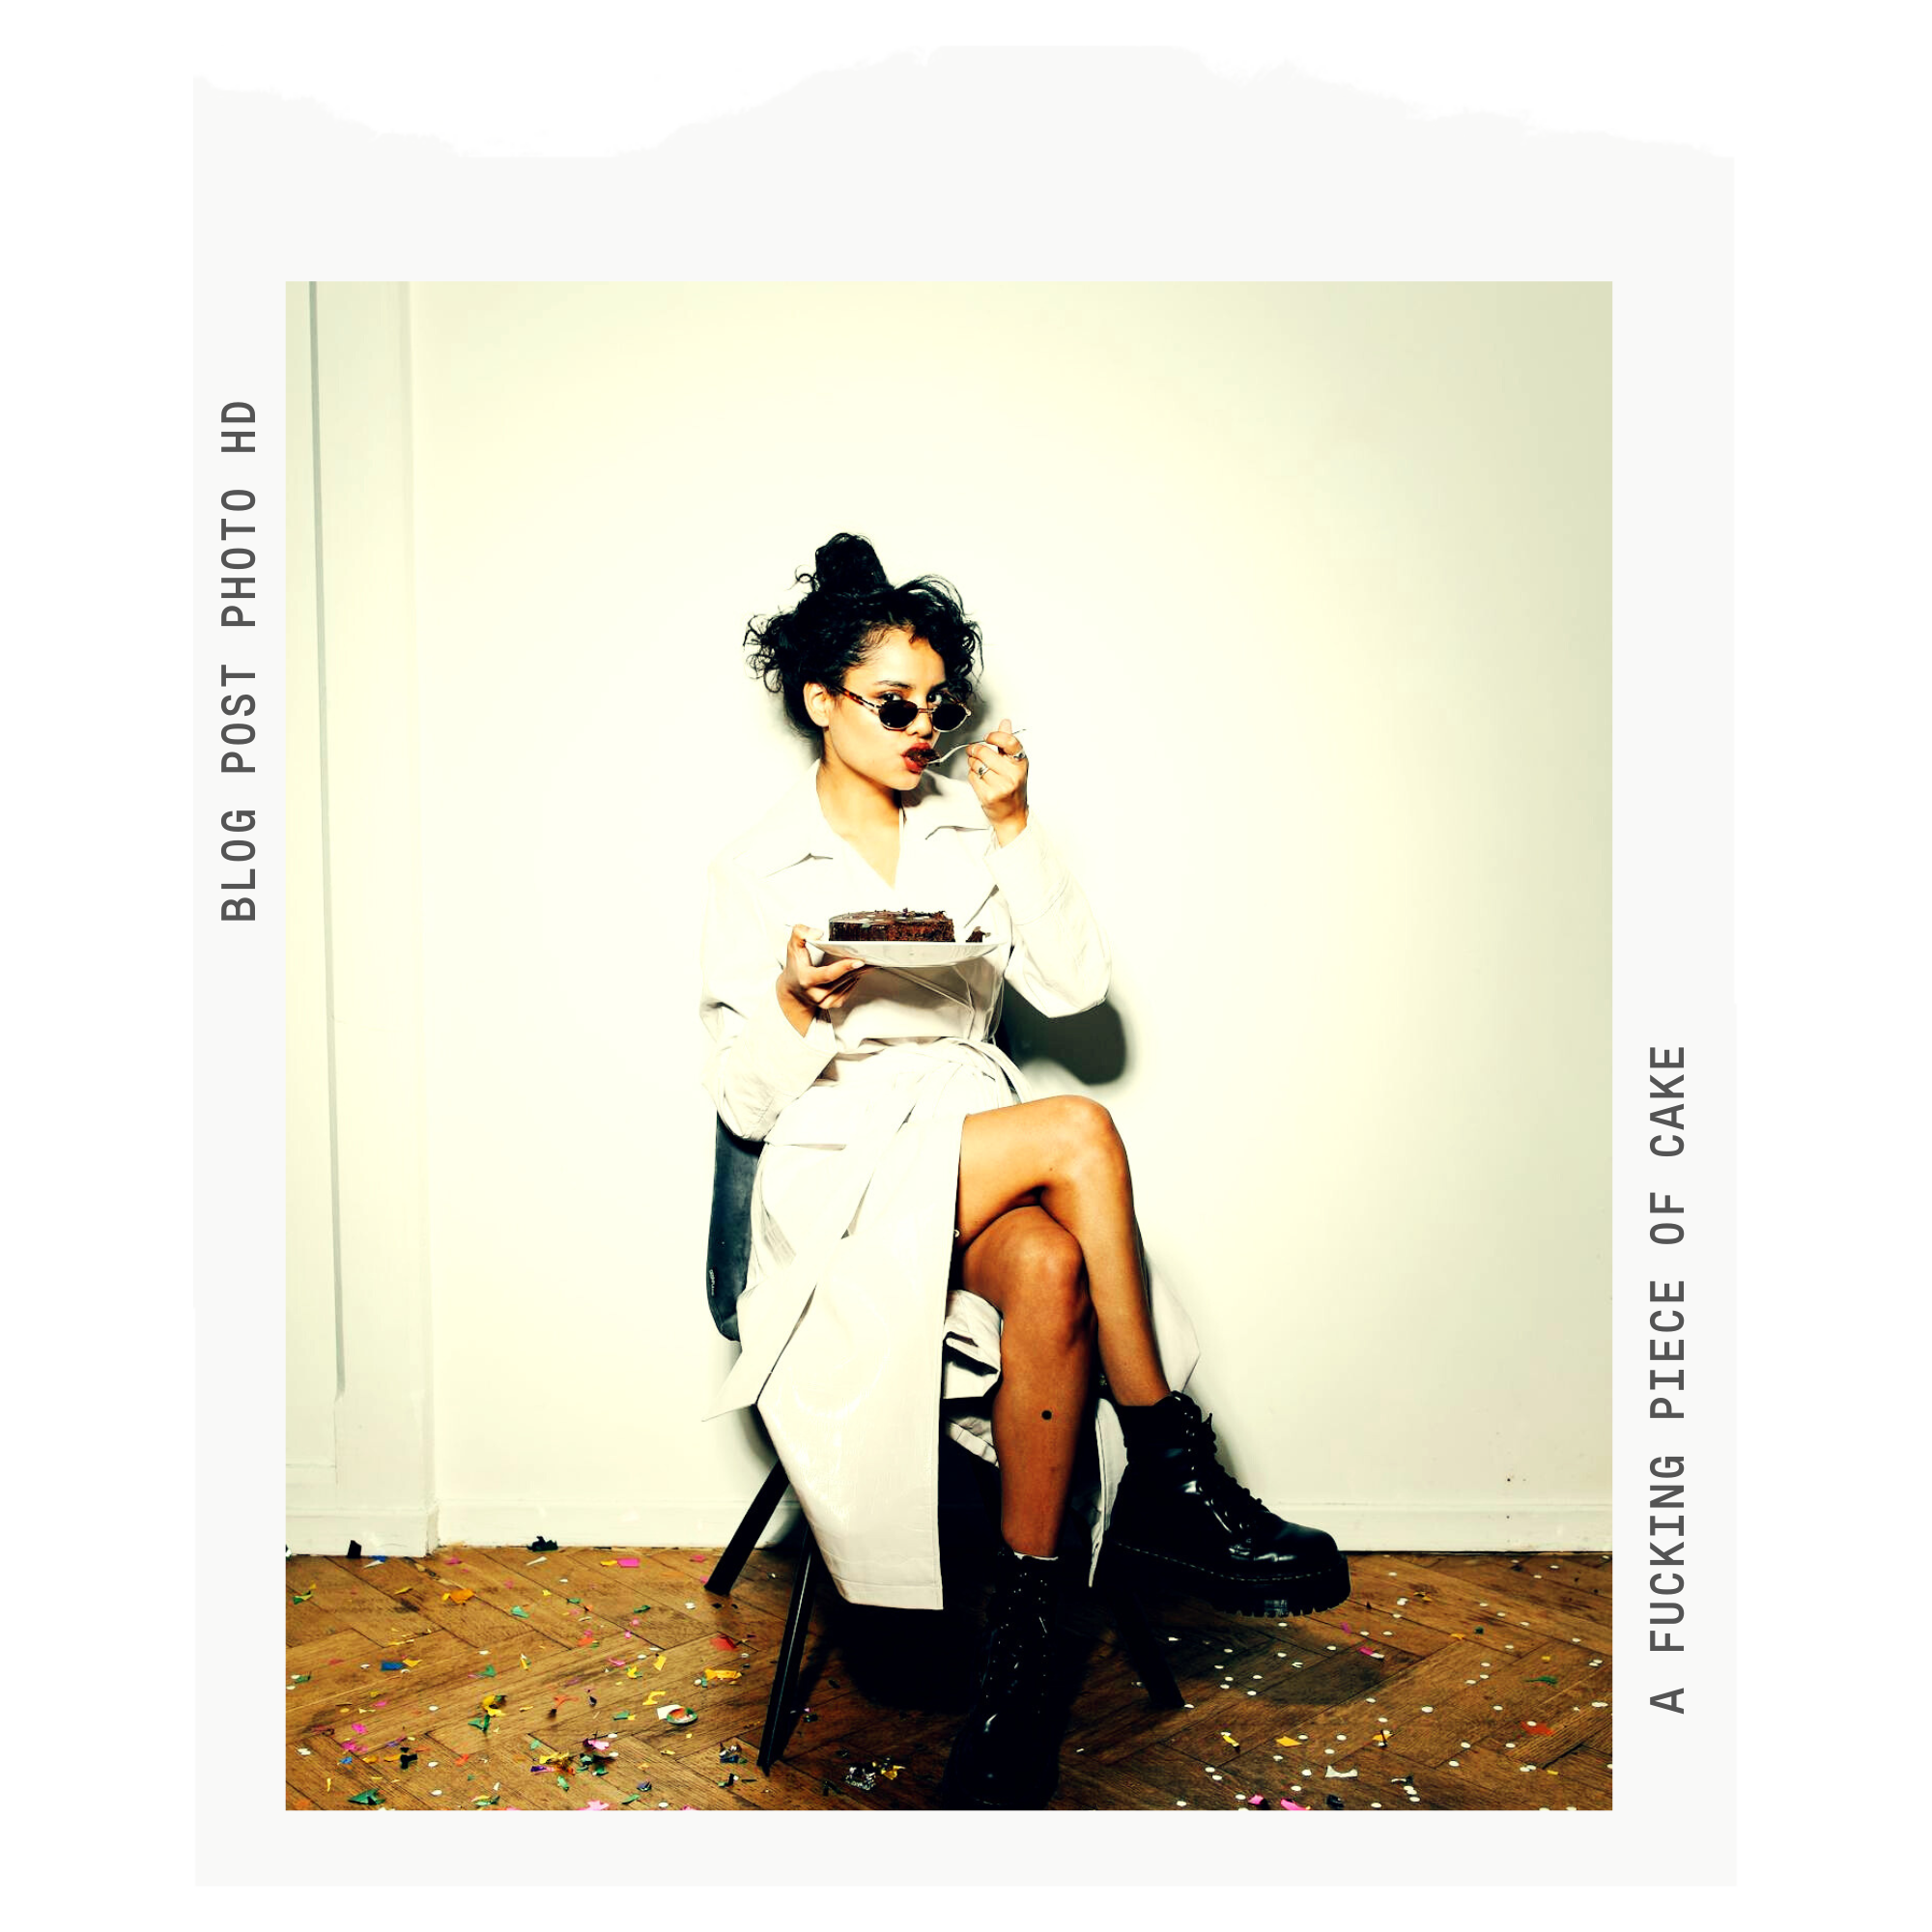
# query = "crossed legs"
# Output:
<box><xmin>954</xmin><ymin>1096</ymin><xmax>1172</xmax><ymax>1554</ymax></box>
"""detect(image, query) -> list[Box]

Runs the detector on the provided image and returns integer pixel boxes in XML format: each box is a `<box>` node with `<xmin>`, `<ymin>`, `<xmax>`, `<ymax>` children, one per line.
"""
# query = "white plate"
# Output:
<box><xmin>809</xmin><ymin>935</ymin><xmax>1003</xmax><ymax>969</ymax></box>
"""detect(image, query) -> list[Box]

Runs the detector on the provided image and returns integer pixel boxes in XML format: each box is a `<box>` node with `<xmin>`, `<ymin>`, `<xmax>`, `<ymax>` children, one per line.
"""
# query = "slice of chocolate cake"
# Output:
<box><xmin>828</xmin><ymin>909</ymin><xmax>956</xmax><ymax>943</ymax></box>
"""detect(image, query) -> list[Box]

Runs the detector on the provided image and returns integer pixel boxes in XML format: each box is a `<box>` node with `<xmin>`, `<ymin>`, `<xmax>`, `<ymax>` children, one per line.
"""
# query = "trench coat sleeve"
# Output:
<box><xmin>984</xmin><ymin>819</ymin><xmax>1111</xmax><ymax>1016</ymax></box>
<box><xmin>699</xmin><ymin>855</ymin><xmax>840</xmax><ymax>1142</ymax></box>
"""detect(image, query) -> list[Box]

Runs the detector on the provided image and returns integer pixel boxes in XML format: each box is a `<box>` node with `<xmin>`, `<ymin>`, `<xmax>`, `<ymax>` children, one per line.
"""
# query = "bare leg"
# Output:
<box><xmin>957</xmin><ymin>1096</ymin><xmax>1172</xmax><ymax>1407</ymax></box>
<box><xmin>958</xmin><ymin>1206</ymin><xmax>1095</xmax><ymax>1554</ymax></box>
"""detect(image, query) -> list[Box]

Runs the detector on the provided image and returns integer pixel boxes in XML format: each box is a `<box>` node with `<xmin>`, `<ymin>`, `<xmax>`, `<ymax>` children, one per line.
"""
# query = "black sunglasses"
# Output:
<box><xmin>838</xmin><ymin>687</ymin><xmax>970</xmax><ymax>734</ymax></box>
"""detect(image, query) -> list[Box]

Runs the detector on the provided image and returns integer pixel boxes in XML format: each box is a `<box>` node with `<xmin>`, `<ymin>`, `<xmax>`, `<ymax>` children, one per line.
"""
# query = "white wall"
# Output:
<box><xmin>286</xmin><ymin>283</ymin><xmax>438</xmax><ymax>1553</ymax></box>
<box><xmin>288</xmin><ymin>280</ymin><xmax>1608</xmax><ymax>1556</ymax></box>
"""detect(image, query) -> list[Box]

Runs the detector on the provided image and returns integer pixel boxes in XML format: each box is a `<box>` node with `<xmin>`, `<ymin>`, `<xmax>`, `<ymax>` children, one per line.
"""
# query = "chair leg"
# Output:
<box><xmin>757</xmin><ymin>1526</ymin><xmax>820</xmax><ymax>1771</ymax></box>
<box><xmin>1097</xmin><ymin>1560</ymin><xmax>1185</xmax><ymax>1710</ymax></box>
<box><xmin>705</xmin><ymin>1457</ymin><xmax>792</xmax><ymax>1597</ymax></box>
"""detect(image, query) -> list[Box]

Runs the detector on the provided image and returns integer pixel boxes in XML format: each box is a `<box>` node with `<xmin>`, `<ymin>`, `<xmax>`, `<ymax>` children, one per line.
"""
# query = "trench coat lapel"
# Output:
<box><xmin>738</xmin><ymin>763</ymin><xmax>999</xmax><ymax>929</ymax></box>
<box><xmin>735</xmin><ymin>762</ymin><xmax>841</xmax><ymax>878</ymax></box>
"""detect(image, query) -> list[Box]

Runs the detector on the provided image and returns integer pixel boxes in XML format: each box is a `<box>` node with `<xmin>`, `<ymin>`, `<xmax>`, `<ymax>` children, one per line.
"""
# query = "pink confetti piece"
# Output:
<box><xmin>1280</xmin><ymin>1800</ymin><xmax>1309</xmax><ymax>1810</ymax></box>
<box><xmin>616</xmin><ymin>1557</ymin><xmax>640</xmax><ymax>1569</ymax></box>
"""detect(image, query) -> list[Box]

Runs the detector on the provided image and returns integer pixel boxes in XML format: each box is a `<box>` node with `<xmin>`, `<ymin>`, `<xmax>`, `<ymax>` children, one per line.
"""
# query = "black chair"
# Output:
<box><xmin>701</xmin><ymin>1114</ymin><xmax>1183</xmax><ymax>1772</ymax></box>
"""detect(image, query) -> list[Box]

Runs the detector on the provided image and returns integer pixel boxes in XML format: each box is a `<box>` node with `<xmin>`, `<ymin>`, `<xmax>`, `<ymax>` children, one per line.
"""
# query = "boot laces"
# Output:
<box><xmin>1179</xmin><ymin>1409</ymin><xmax>1280</xmax><ymax>1539</ymax></box>
<box><xmin>991</xmin><ymin>1568</ymin><xmax>1053</xmax><ymax>1630</ymax></box>
<box><xmin>978</xmin><ymin>1602</ymin><xmax>1051</xmax><ymax>1705</ymax></box>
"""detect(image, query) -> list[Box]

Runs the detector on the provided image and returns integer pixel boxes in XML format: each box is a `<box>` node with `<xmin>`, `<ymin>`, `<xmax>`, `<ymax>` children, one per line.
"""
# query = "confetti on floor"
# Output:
<box><xmin>290</xmin><ymin>1538</ymin><xmax>1615</xmax><ymax>1808</ymax></box>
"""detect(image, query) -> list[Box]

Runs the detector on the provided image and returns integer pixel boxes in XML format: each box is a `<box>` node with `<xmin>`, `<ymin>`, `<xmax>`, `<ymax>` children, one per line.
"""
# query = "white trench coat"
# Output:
<box><xmin>698</xmin><ymin>761</ymin><xmax>1199</xmax><ymax>1610</ymax></box>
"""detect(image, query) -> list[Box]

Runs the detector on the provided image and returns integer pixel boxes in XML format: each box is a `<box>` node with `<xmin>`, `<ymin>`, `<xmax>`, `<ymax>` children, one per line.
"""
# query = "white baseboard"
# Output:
<box><xmin>386</xmin><ymin>1497</ymin><xmax>805</xmax><ymax>1555</ymax></box>
<box><xmin>286</xmin><ymin>1492</ymin><xmax>803</xmax><ymax>1560</ymax></box>
<box><xmin>285</xmin><ymin>1501</ymin><xmax>441</xmax><ymax>1558</ymax></box>
<box><xmin>287</xmin><ymin>1495</ymin><xmax>1605</xmax><ymax>1558</ymax></box>
<box><xmin>1317</xmin><ymin>1503</ymin><xmax>1611</xmax><ymax>1553</ymax></box>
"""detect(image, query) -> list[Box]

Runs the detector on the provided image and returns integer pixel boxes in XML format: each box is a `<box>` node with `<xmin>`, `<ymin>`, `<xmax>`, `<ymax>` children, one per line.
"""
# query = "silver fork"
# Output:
<box><xmin>924</xmin><ymin>724</ymin><xmax>1029</xmax><ymax>769</ymax></box>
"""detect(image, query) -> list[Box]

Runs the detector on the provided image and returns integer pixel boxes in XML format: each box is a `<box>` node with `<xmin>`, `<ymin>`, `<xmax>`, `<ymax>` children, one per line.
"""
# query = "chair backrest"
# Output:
<box><xmin>706</xmin><ymin>1115</ymin><xmax>764</xmax><ymax>1341</ymax></box>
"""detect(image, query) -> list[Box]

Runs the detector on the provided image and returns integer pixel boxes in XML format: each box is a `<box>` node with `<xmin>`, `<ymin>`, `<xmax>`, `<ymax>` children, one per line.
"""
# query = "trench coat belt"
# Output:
<box><xmin>702</xmin><ymin>1035</ymin><xmax>1027</xmax><ymax>1423</ymax></box>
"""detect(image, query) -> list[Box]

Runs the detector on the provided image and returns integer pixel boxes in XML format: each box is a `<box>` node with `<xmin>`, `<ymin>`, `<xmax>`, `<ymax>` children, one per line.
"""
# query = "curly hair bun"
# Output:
<box><xmin>809</xmin><ymin>532</ymin><xmax>891</xmax><ymax>600</ymax></box>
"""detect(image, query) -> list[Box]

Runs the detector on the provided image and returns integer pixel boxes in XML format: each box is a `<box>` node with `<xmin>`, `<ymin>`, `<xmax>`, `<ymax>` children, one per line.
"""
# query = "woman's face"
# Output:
<box><xmin>808</xmin><ymin>628</ymin><xmax>956</xmax><ymax>790</ymax></box>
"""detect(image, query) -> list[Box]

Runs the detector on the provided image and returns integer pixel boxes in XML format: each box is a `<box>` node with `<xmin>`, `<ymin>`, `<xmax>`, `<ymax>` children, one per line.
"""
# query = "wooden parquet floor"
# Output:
<box><xmin>285</xmin><ymin>1520</ymin><xmax>1611</xmax><ymax>1813</ymax></box>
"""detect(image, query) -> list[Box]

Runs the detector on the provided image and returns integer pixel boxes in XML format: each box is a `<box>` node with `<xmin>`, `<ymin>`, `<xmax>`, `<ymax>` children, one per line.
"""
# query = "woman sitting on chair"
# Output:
<box><xmin>699</xmin><ymin>531</ymin><xmax>1349</xmax><ymax>1810</ymax></box>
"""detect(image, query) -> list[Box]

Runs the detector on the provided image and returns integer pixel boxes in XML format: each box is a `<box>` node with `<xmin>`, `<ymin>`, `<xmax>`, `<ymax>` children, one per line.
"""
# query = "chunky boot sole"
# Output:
<box><xmin>938</xmin><ymin>1712</ymin><xmax>1061</xmax><ymax>1809</ymax></box>
<box><xmin>1110</xmin><ymin>1539</ymin><xmax>1353</xmax><ymax>1619</ymax></box>
<box><xmin>937</xmin><ymin>1753</ymin><xmax>1060</xmax><ymax>1810</ymax></box>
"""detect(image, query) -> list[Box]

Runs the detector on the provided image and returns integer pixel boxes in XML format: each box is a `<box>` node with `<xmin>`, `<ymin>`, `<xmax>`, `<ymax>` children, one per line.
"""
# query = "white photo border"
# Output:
<box><xmin>196</xmin><ymin>42</ymin><xmax>1732</xmax><ymax>1889</ymax></box>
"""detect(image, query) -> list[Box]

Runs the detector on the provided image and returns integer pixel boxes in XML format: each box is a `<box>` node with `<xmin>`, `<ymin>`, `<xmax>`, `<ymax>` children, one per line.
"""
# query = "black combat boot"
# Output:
<box><xmin>938</xmin><ymin>1544</ymin><xmax>1064</xmax><ymax>1809</ymax></box>
<box><xmin>1108</xmin><ymin>1391</ymin><xmax>1351</xmax><ymax>1617</ymax></box>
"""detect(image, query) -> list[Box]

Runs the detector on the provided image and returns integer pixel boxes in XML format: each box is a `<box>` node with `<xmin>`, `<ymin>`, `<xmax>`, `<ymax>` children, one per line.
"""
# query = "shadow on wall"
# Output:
<box><xmin>997</xmin><ymin>985</ymin><xmax>1128</xmax><ymax>1088</ymax></box>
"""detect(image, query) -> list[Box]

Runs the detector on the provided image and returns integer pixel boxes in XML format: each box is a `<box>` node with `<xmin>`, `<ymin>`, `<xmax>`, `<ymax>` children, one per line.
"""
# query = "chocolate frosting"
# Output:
<box><xmin>828</xmin><ymin>908</ymin><xmax>955</xmax><ymax>941</ymax></box>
